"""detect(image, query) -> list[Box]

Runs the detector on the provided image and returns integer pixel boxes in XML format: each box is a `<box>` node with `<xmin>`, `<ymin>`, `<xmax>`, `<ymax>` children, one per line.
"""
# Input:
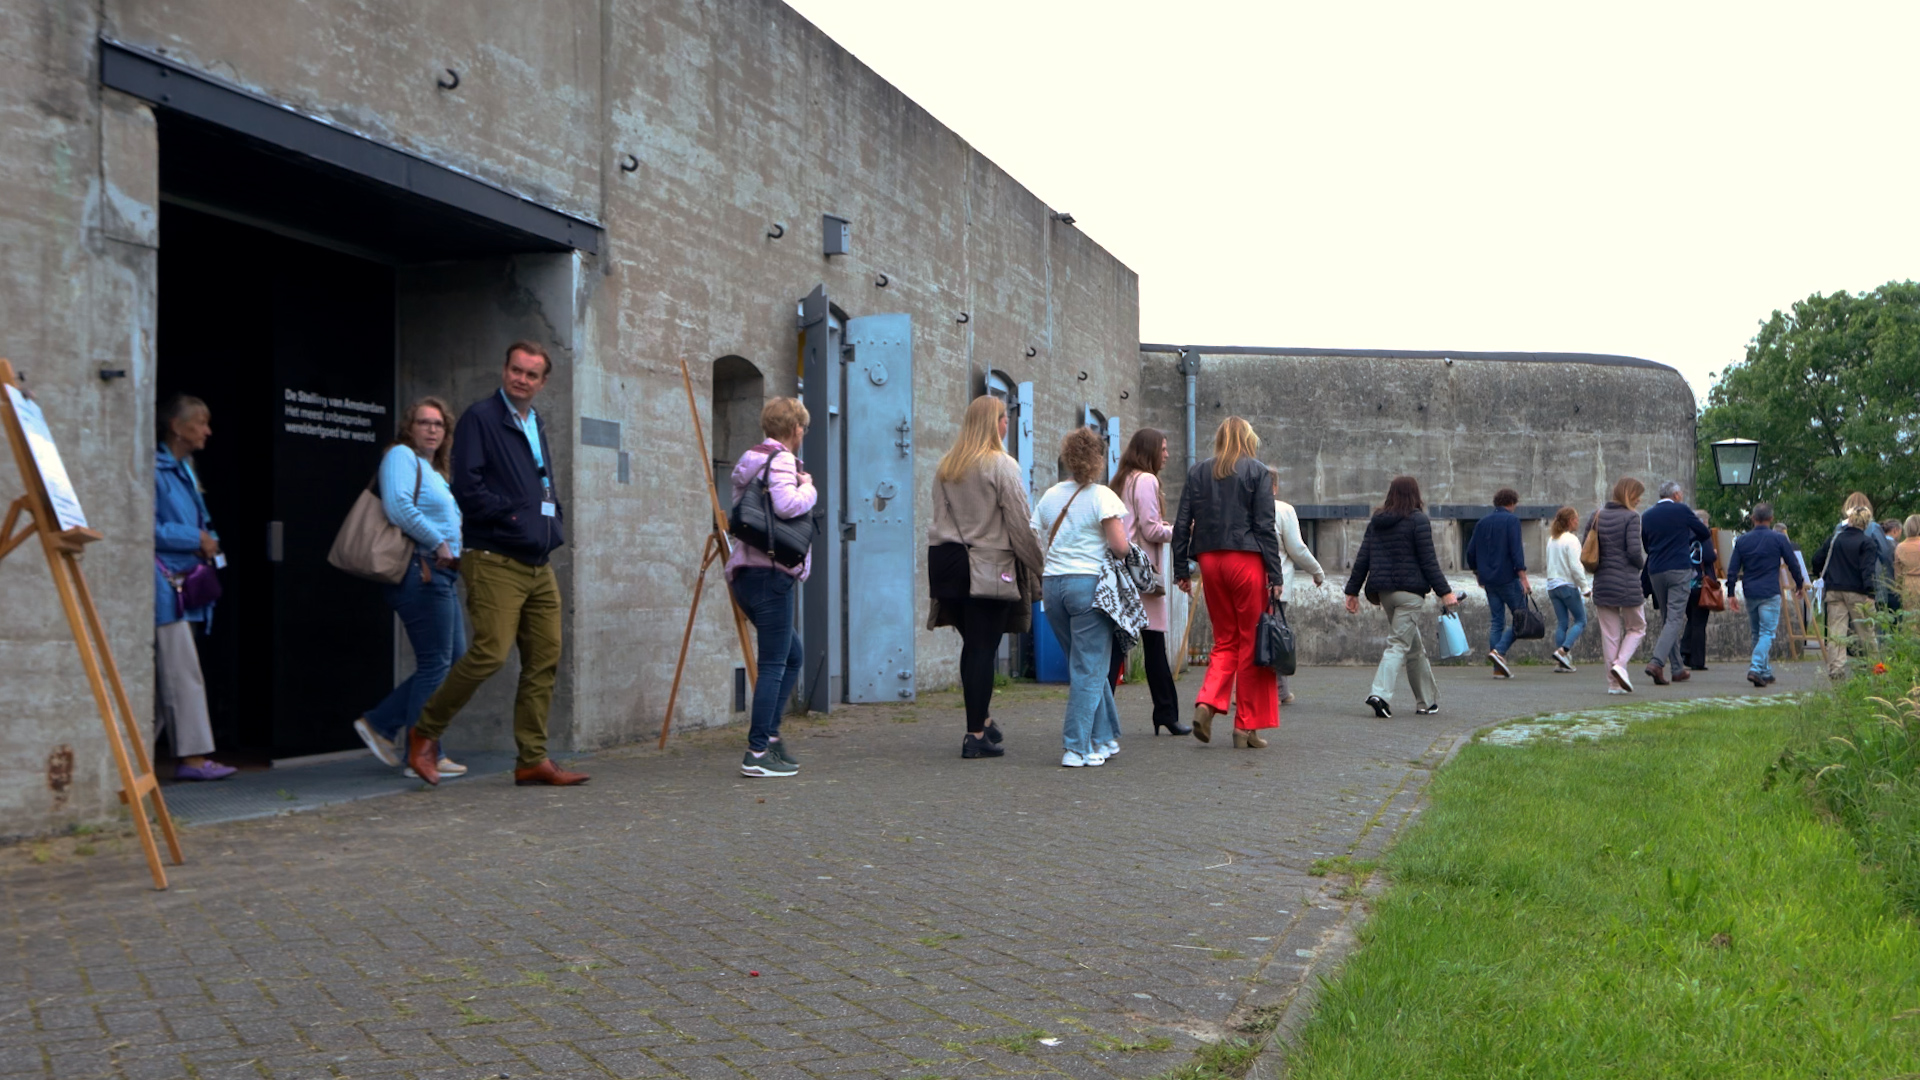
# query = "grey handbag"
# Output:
<box><xmin>327</xmin><ymin>458</ymin><xmax>420</xmax><ymax>585</ymax></box>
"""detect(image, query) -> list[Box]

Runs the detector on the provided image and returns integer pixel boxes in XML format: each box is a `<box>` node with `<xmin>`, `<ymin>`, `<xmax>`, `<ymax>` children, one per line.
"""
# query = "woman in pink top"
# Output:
<box><xmin>1109</xmin><ymin>428</ymin><xmax>1189</xmax><ymax>735</ymax></box>
<box><xmin>726</xmin><ymin>397</ymin><xmax>817</xmax><ymax>778</ymax></box>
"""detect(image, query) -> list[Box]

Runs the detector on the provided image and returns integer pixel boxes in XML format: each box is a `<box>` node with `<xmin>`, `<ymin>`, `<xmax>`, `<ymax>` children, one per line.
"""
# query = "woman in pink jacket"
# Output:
<box><xmin>1109</xmin><ymin>428</ymin><xmax>1188</xmax><ymax>735</ymax></box>
<box><xmin>726</xmin><ymin>397</ymin><xmax>817</xmax><ymax>778</ymax></box>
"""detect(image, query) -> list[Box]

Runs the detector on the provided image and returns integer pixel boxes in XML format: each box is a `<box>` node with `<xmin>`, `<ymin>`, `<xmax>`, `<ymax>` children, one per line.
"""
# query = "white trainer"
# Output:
<box><xmin>1061</xmin><ymin>750</ymin><xmax>1089</xmax><ymax>767</ymax></box>
<box><xmin>1100</xmin><ymin>739</ymin><xmax>1120</xmax><ymax>758</ymax></box>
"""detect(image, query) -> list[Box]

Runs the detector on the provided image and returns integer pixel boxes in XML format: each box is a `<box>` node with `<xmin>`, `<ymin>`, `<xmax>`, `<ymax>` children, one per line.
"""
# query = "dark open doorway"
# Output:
<box><xmin>157</xmin><ymin>205</ymin><xmax>398</xmax><ymax>759</ymax></box>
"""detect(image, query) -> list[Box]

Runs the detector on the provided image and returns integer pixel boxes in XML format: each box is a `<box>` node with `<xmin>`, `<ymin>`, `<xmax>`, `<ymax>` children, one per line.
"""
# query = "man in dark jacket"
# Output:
<box><xmin>1640</xmin><ymin>480</ymin><xmax>1711</xmax><ymax>685</ymax></box>
<box><xmin>409</xmin><ymin>341</ymin><xmax>587</xmax><ymax>788</ymax></box>
<box><xmin>1463</xmin><ymin>488</ymin><xmax>1529</xmax><ymax>678</ymax></box>
<box><xmin>1726</xmin><ymin>503</ymin><xmax>1805</xmax><ymax>686</ymax></box>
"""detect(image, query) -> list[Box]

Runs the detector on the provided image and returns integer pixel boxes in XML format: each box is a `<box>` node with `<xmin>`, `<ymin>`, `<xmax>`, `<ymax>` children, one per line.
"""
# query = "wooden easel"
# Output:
<box><xmin>658</xmin><ymin>359</ymin><xmax>759</xmax><ymax>748</ymax></box>
<box><xmin>0</xmin><ymin>359</ymin><xmax>182</xmax><ymax>889</ymax></box>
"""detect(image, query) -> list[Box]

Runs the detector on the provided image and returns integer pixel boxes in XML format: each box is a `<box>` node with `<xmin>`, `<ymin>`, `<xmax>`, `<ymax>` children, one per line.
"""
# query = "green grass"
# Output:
<box><xmin>1288</xmin><ymin>702</ymin><xmax>1920</xmax><ymax>1079</ymax></box>
<box><xmin>1778</xmin><ymin>616</ymin><xmax>1920</xmax><ymax>914</ymax></box>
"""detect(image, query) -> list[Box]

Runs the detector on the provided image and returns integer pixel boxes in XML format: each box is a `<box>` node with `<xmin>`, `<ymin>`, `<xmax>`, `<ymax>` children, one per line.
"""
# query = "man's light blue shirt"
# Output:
<box><xmin>500</xmin><ymin>389</ymin><xmax>545</xmax><ymax>474</ymax></box>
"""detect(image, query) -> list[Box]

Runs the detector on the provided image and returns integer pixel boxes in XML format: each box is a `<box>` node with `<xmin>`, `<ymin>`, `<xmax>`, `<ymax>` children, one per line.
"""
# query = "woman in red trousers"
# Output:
<box><xmin>1171</xmin><ymin>416</ymin><xmax>1285</xmax><ymax>748</ymax></box>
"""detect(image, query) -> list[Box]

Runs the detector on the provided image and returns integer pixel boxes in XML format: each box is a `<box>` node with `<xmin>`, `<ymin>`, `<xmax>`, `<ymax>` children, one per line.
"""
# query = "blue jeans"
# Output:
<box><xmin>1746</xmin><ymin>594</ymin><xmax>1782</xmax><ymax>678</ymax></box>
<box><xmin>1548</xmin><ymin>584</ymin><xmax>1587</xmax><ymax>651</ymax></box>
<box><xmin>1485</xmin><ymin>578</ymin><xmax>1526</xmax><ymax>656</ymax></box>
<box><xmin>1043</xmin><ymin>575</ymin><xmax>1118</xmax><ymax>756</ymax></box>
<box><xmin>365</xmin><ymin>562</ymin><xmax>467</xmax><ymax>744</ymax></box>
<box><xmin>731</xmin><ymin>568</ymin><xmax>803</xmax><ymax>752</ymax></box>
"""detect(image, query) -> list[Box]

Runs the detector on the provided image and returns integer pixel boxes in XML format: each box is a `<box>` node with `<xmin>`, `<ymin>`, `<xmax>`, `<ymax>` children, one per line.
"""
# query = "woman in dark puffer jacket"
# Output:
<box><xmin>1342</xmin><ymin>476</ymin><xmax>1457</xmax><ymax>718</ymax></box>
<box><xmin>1583</xmin><ymin>477</ymin><xmax>1647</xmax><ymax>693</ymax></box>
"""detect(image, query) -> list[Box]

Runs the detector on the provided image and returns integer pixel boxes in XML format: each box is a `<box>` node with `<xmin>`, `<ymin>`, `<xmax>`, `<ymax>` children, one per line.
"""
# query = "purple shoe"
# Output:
<box><xmin>175</xmin><ymin>760</ymin><xmax>237</xmax><ymax>781</ymax></box>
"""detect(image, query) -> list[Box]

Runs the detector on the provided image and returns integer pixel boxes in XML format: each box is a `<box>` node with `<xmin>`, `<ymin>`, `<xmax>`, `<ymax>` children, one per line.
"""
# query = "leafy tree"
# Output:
<box><xmin>1695</xmin><ymin>281</ymin><xmax>1920</xmax><ymax>549</ymax></box>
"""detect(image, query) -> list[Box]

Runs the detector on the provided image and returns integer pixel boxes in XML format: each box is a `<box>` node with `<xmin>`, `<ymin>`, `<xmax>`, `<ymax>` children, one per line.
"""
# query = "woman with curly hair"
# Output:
<box><xmin>1032</xmin><ymin>426</ymin><xmax>1131</xmax><ymax>767</ymax></box>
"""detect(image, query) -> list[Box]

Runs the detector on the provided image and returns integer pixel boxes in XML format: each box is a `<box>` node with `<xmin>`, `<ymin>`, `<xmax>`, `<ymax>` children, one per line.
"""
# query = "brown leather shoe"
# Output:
<box><xmin>1644</xmin><ymin>662</ymin><xmax>1670</xmax><ymax>686</ymax></box>
<box><xmin>514</xmin><ymin>759</ymin><xmax>590</xmax><ymax>786</ymax></box>
<box><xmin>1671</xmin><ymin>668</ymin><xmax>1691</xmax><ymax>682</ymax></box>
<box><xmin>406</xmin><ymin>730</ymin><xmax>440</xmax><ymax>786</ymax></box>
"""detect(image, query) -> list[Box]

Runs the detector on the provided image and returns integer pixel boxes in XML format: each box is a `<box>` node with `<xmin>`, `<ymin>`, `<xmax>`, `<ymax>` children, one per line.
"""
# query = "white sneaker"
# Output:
<box><xmin>1062</xmin><ymin>750</ymin><xmax>1090</xmax><ymax>768</ymax></box>
<box><xmin>354</xmin><ymin>718</ymin><xmax>400</xmax><ymax>766</ymax></box>
<box><xmin>1607</xmin><ymin>687</ymin><xmax>1628</xmax><ymax>695</ymax></box>
<box><xmin>1490</xmin><ymin>651</ymin><xmax>1512</xmax><ymax>678</ymax></box>
<box><xmin>1100</xmin><ymin>739</ymin><xmax>1120</xmax><ymax>758</ymax></box>
<box><xmin>1610</xmin><ymin>664</ymin><xmax>1633</xmax><ymax>692</ymax></box>
<box><xmin>404</xmin><ymin>757</ymin><xmax>466</xmax><ymax>779</ymax></box>
<box><xmin>1553</xmin><ymin>649</ymin><xmax>1575</xmax><ymax>673</ymax></box>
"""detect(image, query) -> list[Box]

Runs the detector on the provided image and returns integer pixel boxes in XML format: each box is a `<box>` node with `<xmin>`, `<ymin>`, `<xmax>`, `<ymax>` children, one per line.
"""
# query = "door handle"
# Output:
<box><xmin>268</xmin><ymin>521</ymin><xmax>284</xmax><ymax>563</ymax></box>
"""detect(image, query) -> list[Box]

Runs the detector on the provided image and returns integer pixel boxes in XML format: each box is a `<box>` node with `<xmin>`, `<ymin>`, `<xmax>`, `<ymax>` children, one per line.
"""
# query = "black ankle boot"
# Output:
<box><xmin>1152</xmin><ymin>716</ymin><xmax>1192</xmax><ymax>736</ymax></box>
<box><xmin>962</xmin><ymin>732</ymin><xmax>1005</xmax><ymax>758</ymax></box>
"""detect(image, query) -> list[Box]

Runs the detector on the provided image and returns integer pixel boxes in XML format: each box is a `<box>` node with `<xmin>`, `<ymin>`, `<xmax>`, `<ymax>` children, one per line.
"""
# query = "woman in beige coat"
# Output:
<box><xmin>926</xmin><ymin>396</ymin><xmax>1046</xmax><ymax>758</ymax></box>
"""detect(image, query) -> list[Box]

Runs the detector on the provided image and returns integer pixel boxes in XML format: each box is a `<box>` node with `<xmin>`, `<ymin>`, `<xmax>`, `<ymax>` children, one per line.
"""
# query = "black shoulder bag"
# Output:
<box><xmin>728</xmin><ymin>450</ymin><xmax>815</xmax><ymax>568</ymax></box>
<box><xmin>1255</xmin><ymin>599</ymin><xmax>1297</xmax><ymax>676</ymax></box>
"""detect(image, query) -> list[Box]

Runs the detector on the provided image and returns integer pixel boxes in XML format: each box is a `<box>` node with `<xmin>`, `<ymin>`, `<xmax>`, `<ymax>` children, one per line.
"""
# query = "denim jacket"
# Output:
<box><xmin>154</xmin><ymin>446</ymin><xmax>214</xmax><ymax>626</ymax></box>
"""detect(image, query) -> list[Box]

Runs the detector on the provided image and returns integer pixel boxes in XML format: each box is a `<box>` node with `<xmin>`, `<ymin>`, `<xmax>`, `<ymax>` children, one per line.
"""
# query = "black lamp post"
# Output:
<box><xmin>1710</xmin><ymin>438</ymin><xmax>1759</xmax><ymax>487</ymax></box>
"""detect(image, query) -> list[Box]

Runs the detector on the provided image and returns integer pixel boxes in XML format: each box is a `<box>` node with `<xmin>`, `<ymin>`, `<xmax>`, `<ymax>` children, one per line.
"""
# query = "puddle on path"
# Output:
<box><xmin>1480</xmin><ymin>693</ymin><xmax>1809</xmax><ymax>746</ymax></box>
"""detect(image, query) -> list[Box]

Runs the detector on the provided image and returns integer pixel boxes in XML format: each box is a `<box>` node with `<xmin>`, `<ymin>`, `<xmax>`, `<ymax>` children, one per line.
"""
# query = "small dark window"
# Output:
<box><xmin>1458</xmin><ymin>518</ymin><xmax>1481</xmax><ymax>568</ymax></box>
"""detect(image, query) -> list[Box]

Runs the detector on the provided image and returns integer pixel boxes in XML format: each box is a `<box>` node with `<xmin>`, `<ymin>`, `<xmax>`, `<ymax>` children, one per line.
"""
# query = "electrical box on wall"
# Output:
<box><xmin>823</xmin><ymin>214</ymin><xmax>851</xmax><ymax>256</ymax></box>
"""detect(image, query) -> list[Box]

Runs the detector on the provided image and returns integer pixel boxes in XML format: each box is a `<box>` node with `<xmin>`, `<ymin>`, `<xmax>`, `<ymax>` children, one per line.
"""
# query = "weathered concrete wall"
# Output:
<box><xmin>0</xmin><ymin>2</ymin><xmax>159</xmax><ymax>838</ymax></box>
<box><xmin>578</xmin><ymin>0</ymin><xmax>1139</xmax><ymax>749</ymax></box>
<box><xmin>0</xmin><ymin>0</ymin><xmax>1142</xmax><ymax>838</ymax></box>
<box><xmin>1142</xmin><ymin>346</ymin><xmax>1718</xmax><ymax>665</ymax></box>
<box><xmin>395</xmin><ymin>254</ymin><xmax>583</xmax><ymax>754</ymax></box>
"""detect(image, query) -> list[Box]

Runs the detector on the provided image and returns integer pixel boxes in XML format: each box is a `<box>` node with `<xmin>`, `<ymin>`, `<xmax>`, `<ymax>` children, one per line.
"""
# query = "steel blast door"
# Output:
<box><xmin>842</xmin><ymin>314</ymin><xmax>915</xmax><ymax>703</ymax></box>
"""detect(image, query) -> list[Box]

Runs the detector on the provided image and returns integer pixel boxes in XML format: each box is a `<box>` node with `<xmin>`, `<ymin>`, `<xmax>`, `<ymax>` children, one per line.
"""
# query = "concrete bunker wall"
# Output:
<box><xmin>0</xmin><ymin>0</ymin><xmax>1140</xmax><ymax>835</ymax></box>
<box><xmin>1139</xmin><ymin>347</ymin><xmax>1720</xmax><ymax>665</ymax></box>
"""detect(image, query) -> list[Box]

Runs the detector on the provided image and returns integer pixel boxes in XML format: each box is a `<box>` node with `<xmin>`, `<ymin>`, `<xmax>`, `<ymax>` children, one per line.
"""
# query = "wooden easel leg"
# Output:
<box><xmin>0</xmin><ymin>496</ymin><xmax>32</xmax><ymax>561</ymax></box>
<box><xmin>49</xmin><ymin>550</ymin><xmax>169</xmax><ymax>889</ymax></box>
<box><xmin>659</xmin><ymin>536</ymin><xmax>722</xmax><ymax>749</ymax></box>
<box><xmin>70</xmin><ymin>555</ymin><xmax>183</xmax><ymax>865</ymax></box>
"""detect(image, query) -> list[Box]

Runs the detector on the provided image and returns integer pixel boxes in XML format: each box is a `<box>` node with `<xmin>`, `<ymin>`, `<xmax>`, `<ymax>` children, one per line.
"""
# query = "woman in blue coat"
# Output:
<box><xmin>154</xmin><ymin>394</ymin><xmax>234</xmax><ymax>780</ymax></box>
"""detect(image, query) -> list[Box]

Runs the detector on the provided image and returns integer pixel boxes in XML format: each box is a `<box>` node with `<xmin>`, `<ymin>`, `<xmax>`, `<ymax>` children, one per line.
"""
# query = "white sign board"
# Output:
<box><xmin>5</xmin><ymin>384</ymin><xmax>88</xmax><ymax>531</ymax></box>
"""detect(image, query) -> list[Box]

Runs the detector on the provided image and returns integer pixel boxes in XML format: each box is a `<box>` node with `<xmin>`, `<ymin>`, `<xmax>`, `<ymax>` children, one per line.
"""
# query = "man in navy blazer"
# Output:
<box><xmin>1464</xmin><ymin>488</ymin><xmax>1530</xmax><ymax>678</ymax></box>
<box><xmin>1641</xmin><ymin>480</ymin><xmax>1712</xmax><ymax>684</ymax></box>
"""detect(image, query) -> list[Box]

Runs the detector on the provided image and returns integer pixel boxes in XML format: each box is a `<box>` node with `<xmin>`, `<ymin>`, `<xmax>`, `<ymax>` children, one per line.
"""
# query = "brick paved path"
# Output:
<box><xmin>0</xmin><ymin>660</ymin><xmax>1818</xmax><ymax>1080</ymax></box>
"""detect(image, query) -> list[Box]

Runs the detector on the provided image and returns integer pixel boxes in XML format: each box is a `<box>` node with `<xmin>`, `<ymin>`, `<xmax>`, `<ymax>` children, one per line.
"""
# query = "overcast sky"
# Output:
<box><xmin>783</xmin><ymin>0</ymin><xmax>1920</xmax><ymax>404</ymax></box>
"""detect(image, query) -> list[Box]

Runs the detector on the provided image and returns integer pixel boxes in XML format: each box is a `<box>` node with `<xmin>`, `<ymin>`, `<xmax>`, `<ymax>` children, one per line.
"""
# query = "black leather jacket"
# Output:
<box><xmin>1170</xmin><ymin>457</ymin><xmax>1284</xmax><ymax>587</ymax></box>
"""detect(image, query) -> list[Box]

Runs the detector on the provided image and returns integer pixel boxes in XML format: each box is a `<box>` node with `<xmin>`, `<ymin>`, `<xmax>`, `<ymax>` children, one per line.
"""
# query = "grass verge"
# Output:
<box><xmin>1287</xmin><ymin>701</ymin><xmax>1920</xmax><ymax>1078</ymax></box>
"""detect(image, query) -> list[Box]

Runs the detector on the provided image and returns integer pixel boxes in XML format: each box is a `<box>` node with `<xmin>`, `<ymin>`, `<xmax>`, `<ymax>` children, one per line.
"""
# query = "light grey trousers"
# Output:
<box><xmin>1649</xmin><ymin>568</ymin><xmax>1693</xmax><ymax>671</ymax></box>
<box><xmin>1370</xmin><ymin>590</ymin><xmax>1438</xmax><ymax>708</ymax></box>
<box><xmin>154</xmin><ymin>620</ymin><xmax>216</xmax><ymax>758</ymax></box>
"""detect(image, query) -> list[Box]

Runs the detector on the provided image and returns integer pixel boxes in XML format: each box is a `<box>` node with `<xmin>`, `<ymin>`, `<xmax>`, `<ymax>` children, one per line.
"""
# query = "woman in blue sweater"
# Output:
<box><xmin>352</xmin><ymin>398</ymin><xmax>469</xmax><ymax>776</ymax></box>
<box><xmin>155</xmin><ymin>394</ymin><xmax>234</xmax><ymax>781</ymax></box>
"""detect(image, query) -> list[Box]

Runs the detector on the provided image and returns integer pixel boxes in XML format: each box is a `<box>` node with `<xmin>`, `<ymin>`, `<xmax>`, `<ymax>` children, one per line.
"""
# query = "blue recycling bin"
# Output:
<box><xmin>1034</xmin><ymin>600</ymin><xmax>1069</xmax><ymax>683</ymax></box>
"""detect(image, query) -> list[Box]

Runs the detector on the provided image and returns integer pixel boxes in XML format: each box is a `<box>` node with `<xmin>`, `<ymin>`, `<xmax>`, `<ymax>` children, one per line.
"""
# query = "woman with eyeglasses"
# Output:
<box><xmin>351</xmin><ymin>397</ymin><xmax>470</xmax><ymax>778</ymax></box>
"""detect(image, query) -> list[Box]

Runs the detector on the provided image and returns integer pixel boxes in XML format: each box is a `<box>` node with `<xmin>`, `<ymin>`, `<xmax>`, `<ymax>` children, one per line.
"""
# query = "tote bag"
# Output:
<box><xmin>1437</xmin><ymin>611</ymin><xmax>1471</xmax><ymax>658</ymax></box>
<box><xmin>1513</xmin><ymin>595</ymin><xmax>1547</xmax><ymax>640</ymax></box>
<box><xmin>327</xmin><ymin>459</ymin><xmax>419</xmax><ymax>585</ymax></box>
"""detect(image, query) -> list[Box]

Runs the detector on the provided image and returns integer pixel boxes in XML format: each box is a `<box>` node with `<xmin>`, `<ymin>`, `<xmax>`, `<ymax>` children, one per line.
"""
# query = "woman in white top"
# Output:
<box><xmin>1273</xmin><ymin>498</ymin><xmax>1325</xmax><ymax>704</ymax></box>
<box><xmin>1544</xmin><ymin>506</ymin><xmax>1590</xmax><ymax>673</ymax></box>
<box><xmin>1032</xmin><ymin>427</ymin><xmax>1131</xmax><ymax>767</ymax></box>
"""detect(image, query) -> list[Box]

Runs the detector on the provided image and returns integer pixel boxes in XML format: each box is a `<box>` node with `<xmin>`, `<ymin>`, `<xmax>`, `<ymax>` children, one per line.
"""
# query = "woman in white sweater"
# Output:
<box><xmin>1274</xmin><ymin>499</ymin><xmax>1325</xmax><ymax>704</ymax></box>
<box><xmin>1544</xmin><ymin>506</ymin><xmax>1591</xmax><ymax>672</ymax></box>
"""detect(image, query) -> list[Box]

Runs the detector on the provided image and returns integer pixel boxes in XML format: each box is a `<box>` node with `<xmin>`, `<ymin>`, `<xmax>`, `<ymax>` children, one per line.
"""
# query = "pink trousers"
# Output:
<box><xmin>1595</xmin><ymin>604</ymin><xmax>1647</xmax><ymax>674</ymax></box>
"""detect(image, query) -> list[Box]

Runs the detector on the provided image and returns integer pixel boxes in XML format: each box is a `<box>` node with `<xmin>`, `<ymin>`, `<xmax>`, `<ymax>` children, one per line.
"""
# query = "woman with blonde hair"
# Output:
<box><xmin>353</xmin><ymin>396</ymin><xmax>471</xmax><ymax>778</ymax></box>
<box><xmin>1811</xmin><ymin>493</ymin><xmax>1881</xmax><ymax>681</ymax></box>
<box><xmin>1033</xmin><ymin>426</ymin><xmax>1132</xmax><ymax>767</ymax></box>
<box><xmin>1171</xmin><ymin>417</ymin><xmax>1284</xmax><ymax>748</ymax></box>
<box><xmin>927</xmin><ymin>395</ymin><xmax>1045</xmax><ymax>758</ymax></box>
<box><xmin>1583</xmin><ymin>477</ymin><xmax>1647</xmax><ymax>693</ymax></box>
<box><xmin>1896</xmin><ymin>514</ymin><xmax>1920</xmax><ymax>611</ymax></box>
